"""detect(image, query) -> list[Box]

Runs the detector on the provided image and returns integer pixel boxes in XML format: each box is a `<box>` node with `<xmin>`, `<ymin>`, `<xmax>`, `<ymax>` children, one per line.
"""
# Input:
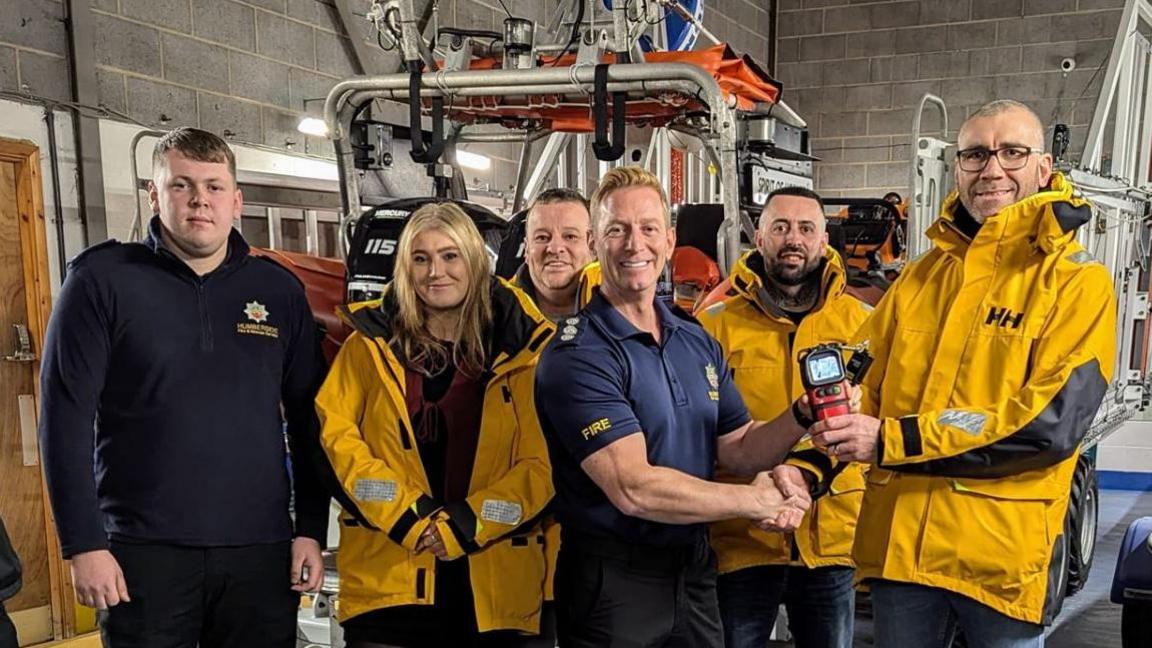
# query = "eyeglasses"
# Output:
<box><xmin>956</xmin><ymin>146</ymin><xmax>1041</xmax><ymax>172</ymax></box>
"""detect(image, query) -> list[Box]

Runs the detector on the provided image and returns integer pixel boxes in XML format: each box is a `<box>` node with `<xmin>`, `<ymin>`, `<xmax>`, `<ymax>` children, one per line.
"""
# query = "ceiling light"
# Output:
<box><xmin>457</xmin><ymin>150</ymin><xmax>492</xmax><ymax>170</ymax></box>
<box><xmin>297</xmin><ymin>117</ymin><xmax>329</xmax><ymax>137</ymax></box>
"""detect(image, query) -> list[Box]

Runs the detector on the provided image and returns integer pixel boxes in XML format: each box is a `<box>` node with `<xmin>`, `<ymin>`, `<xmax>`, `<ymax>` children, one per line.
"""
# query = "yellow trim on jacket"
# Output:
<box><xmin>697</xmin><ymin>248</ymin><xmax>871</xmax><ymax>573</ymax></box>
<box><xmin>853</xmin><ymin>172</ymin><xmax>1117</xmax><ymax>624</ymax></box>
<box><xmin>316</xmin><ymin>278</ymin><xmax>555</xmax><ymax>632</ymax></box>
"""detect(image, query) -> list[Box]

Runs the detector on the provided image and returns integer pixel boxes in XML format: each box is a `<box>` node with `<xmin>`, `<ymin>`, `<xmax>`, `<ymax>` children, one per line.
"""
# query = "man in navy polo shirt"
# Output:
<box><xmin>535</xmin><ymin>166</ymin><xmax>816</xmax><ymax>648</ymax></box>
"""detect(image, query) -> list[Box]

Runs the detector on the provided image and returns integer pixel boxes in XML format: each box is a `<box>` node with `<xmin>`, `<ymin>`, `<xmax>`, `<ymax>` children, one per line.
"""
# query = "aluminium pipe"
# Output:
<box><xmin>323</xmin><ymin>63</ymin><xmax>724</xmax><ymax>139</ymax></box>
<box><xmin>323</xmin><ymin>63</ymin><xmax>729</xmax><ymax>260</ymax></box>
<box><xmin>455</xmin><ymin>130</ymin><xmax>552</xmax><ymax>143</ymax></box>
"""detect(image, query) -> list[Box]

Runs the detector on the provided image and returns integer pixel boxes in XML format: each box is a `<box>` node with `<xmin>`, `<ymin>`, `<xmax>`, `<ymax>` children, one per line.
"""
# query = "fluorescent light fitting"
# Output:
<box><xmin>297</xmin><ymin>117</ymin><xmax>329</xmax><ymax>137</ymax></box>
<box><xmin>457</xmin><ymin>150</ymin><xmax>492</xmax><ymax>170</ymax></box>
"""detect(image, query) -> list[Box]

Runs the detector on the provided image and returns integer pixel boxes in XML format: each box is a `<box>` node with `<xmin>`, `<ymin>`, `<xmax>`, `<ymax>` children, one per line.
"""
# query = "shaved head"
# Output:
<box><xmin>955</xmin><ymin>100</ymin><xmax>1053</xmax><ymax>221</ymax></box>
<box><xmin>959</xmin><ymin>100</ymin><xmax>1045</xmax><ymax>149</ymax></box>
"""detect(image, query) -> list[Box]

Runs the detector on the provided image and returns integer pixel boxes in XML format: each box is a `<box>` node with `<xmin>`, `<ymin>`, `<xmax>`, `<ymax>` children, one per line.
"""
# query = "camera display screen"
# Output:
<box><xmin>807</xmin><ymin>354</ymin><xmax>844</xmax><ymax>383</ymax></box>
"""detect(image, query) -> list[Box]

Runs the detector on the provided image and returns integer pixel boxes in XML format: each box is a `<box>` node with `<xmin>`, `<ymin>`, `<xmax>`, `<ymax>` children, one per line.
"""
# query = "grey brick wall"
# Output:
<box><xmin>776</xmin><ymin>0</ymin><xmax>1126</xmax><ymax>198</ymax></box>
<box><xmin>0</xmin><ymin>0</ymin><xmax>71</xmax><ymax>102</ymax></box>
<box><xmin>0</xmin><ymin>0</ymin><xmax>774</xmax><ymax>170</ymax></box>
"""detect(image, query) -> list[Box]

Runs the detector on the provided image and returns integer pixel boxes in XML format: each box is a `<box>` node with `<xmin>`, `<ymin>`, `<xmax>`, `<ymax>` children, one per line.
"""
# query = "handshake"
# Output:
<box><xmin>746</xmin><ymin>465</ymin><xmax>812</xmax><ymax>533</ymax></box>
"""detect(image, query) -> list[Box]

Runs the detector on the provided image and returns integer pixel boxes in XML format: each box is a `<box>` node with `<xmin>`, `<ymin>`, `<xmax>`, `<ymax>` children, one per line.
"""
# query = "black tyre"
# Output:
<box><xmin>1066</xmin><ymin>457</ymin><xmax>1099</xmax><ymax>595</ymax></box>
<box><xmin>1122</xmin><ymin>602</ymin><xmax>1152</xmax><ymax>648</ymax></box>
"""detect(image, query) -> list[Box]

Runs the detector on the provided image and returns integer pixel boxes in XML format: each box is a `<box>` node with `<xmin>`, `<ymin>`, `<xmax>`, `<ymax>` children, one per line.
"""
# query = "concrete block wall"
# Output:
<box><xmin>774</xmin><ymin>0</ymin><xmax>1127</xmax><ymax>198</ymax></box>
<box><xmin>0</xmin><ymin>1</ymin><xmax>73</xmax><ymax>105</ymax></box>
<box><xmin>1</xmin><ymin>0</ymin><xmax>774</xmax><ymax>185</ymax></box>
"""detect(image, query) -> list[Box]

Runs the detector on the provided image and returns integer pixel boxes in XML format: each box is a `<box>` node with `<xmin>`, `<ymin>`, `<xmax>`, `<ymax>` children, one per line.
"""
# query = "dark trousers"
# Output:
<box><xmin>99</xmin><ymin>541</ymin><xmax>298</xmax><ymax>648</ymax></box>
<box><xmin>522</xmin><ymin>601</ymin><xmax>556</xmax><ymax>648</ymax></box>
<box><xmin>870</xmin><ymin>580</ymin><xmax>1044</xmax><ymax>648</ymax></box>
<box><xmin>554</xmin><ymin>532</ymin><xmax>723</xmax><ymax>648</ymax></box>
<box><xmin>717</xmin><ymin>564</ymin><xmax>855</xmax><ymax>648</ymax></box>
<box><xmin>0</xmin><ymin>603</ymin><xmax>16</xmax><ymax>648</ymax></box>
<box><xmin>341</xmin><ymin>557</ymin><xmax>532</xmax><ymax>648</ymax></box>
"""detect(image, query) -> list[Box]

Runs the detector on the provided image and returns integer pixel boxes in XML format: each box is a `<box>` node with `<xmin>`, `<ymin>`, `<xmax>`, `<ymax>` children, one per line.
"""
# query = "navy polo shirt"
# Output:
<box><xmin>535</xmin><ymin>290</ymin><xmax>750</xmax><ymax>547</ymax></box>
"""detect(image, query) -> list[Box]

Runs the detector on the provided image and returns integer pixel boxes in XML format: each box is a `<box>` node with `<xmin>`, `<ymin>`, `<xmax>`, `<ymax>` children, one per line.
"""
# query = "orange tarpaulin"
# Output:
<box><xmin>427</xmin><ymin>44</ymin><xmax>782</xmax><ymax>132</ymax></box>
<box><xmin>251</xmin><ymin>248</ymin><xmax>349</xmax><ymax>363</ymax></box>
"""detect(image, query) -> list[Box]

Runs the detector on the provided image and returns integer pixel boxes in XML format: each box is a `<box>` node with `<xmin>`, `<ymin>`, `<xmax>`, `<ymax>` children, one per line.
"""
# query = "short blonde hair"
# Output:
<box><xmin>391</xmin><ymin>202</ymin><xmax>492</xmax><ymax>375</ymax></box>
<box><xmin>589</xmin><ymin>166</ymin><xmax>670</xmax><ymax>232</ymax></box>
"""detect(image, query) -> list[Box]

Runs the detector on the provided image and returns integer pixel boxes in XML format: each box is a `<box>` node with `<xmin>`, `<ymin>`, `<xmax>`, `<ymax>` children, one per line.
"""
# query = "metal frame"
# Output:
<box><xmin>323</xmin><ymin>62</ymin><xmax>754</xmax><ymax>271</ymax></box>
<box><xmin>1069</xmin><ymin>168</ymin><xmax>1152</xmax><ymax>444</ymax></box>
<box><xmin>1082</xmin><ymin>0</ymin><xmax>1152</xmax><ymax>183</ymax></box>
<box><xmin>518</xmin><ymin>132</ymin><xmax>572</xmax><ymax>212</ymax></box>
<box><xmin>905</xmin><ymin>93</ymin><xmax>951</xmax><ymax>260</ymax></box>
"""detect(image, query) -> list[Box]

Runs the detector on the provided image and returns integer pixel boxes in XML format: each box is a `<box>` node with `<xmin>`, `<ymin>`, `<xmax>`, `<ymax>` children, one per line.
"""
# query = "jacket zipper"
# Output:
<box><xmin>196</xmin><ymin>282</ymin><xmax>213</xmax><ymax>351</ymax></box>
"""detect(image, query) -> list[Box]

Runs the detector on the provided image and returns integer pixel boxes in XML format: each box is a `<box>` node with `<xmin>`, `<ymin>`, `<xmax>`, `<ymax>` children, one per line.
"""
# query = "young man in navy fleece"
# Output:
<box><xmin>39</xmin><ymin>127</ymin><xmax>329</xmax><ymax>648</ymax></box>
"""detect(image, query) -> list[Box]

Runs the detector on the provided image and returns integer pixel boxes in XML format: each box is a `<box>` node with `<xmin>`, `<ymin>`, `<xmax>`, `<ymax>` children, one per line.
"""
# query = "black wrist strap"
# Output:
<box><xmin>792</xmin><ymin>400</ymin><xmax>815</xmax><ymax>430</ymax></box>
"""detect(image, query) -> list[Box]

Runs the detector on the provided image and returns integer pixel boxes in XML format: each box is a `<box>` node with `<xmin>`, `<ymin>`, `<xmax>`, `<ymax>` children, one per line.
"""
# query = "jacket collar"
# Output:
<box><xmin>511</xmin><ymin>263</ymin><xmax>539</xmax><ymax>302</ymax></box>
<box><xmin>576</xmin><ymin>261</ymin><xmax>603</xmax><ymax>310</ymax></box>
<box><xmin>928</xmin><ymin>172</ymin><xmax>1090</xmax><ymax>258</ymax></box>
<box><xmin>341</xmin><ymin>276</ymin><xmax>552</xmax><ymax>376</ymax></box>
<box><xmin>585</xmin><ymin>288</ymin><xmax>689</xmax><ymax>343</ymax></box>
<box><xmin>727</xmin><ymin>247</ymin><xmax>848</xmax><ymax>321</ymax></box>
<box><xmin>144</xmin><ymin>214</ymin><xmax>250</xmax><ymax>278</ymax></box>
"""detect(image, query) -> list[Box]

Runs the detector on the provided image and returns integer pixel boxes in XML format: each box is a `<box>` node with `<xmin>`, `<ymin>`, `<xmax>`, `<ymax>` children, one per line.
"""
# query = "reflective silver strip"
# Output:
<box><xmin>1122</xmin><ymin>587</ymin><xmax>1152</xmax><ymax>600</ymax></box>
<box><xmin>480</xmin><ymin>499</ymin><xmax>523</xmax><ymax>526</ymax></box>
<box><xmin>353</xmin><ymin>479</ymin><xmax>397</xmax><ymax>502</ymax></box>
<box><xmin>937</xmin><ymin>409</ymin><xmax>987</xmax><ymax>436</ymax></box>
<box><xmin>347</xmin><ymin>280</ymin><xmax>386</xmax><ymax>294</ymax></box>
<box><xmin>1067</xmin><ymin>250</ymin><xmax>1096</xmax><ymax>265</ymax></box>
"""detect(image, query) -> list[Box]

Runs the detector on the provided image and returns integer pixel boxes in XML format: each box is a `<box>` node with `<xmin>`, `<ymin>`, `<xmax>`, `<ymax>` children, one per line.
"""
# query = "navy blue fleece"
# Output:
<box><xmin>39</xmin><ymin>217</ymin><xmax>328</xmax><ymax>558</ymax></box>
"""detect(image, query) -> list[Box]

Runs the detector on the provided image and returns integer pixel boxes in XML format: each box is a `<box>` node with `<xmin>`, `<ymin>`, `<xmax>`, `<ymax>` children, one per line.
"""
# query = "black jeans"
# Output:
<box><xmin>99</xmin><ymin>541</ymin><xmax>298</xmax><ymax>648</ymax></box>
<box><xmin>555</xmin><ymin>531</ymin><xmax>723</xmax><ymax>648</ymax></box>
<box><xmin>717</xmin><ymin>564</ymin><xmax>856</xmax><ymax>648</ymax></box>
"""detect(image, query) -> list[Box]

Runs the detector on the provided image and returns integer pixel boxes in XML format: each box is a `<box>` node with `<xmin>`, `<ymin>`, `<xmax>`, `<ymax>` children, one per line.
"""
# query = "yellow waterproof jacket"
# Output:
<box><xmin>697</xmin><ymin>249</ymin><xmax>871</xmax><ymax>573</ymax></box>
<box><xmin>316</xmin><ymin>278</ymin><xmax>555</xmax><ymax>632</ymax></box>
<box><xmin>509</xmin><ymin>261</ymin><xmax>600</xmax><ymax>314</ymax></box>
<box><xmin>576</xmin><ymin>261</ymin><xmax>602</xmax><ymax>307</ymax></box>
<box><xmin>507</xmin><ymin>261</ymin><xmax>600</xmax><ymax>601</ymax></box>
<box><xmin>853</xmin><ymin>173</ymin><xmax>1117</xmax><ymax>624</ymax></box>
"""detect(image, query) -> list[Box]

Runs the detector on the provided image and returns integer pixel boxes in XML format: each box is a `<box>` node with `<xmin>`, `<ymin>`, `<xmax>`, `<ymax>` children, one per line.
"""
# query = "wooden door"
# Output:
<box><xmin>0</xmin><ymin>138</ymin><xmax>68</xmax><ymax>644</ymax></box>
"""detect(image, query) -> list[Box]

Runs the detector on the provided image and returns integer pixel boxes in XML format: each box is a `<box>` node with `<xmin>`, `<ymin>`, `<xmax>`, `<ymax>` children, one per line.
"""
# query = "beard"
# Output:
<box><xmin>760</xmin><ymin>248</ymin><xmax>823</xmax><ymax>311</ymax></box>
<box><xmin>764</xmin><ymin>248</ymin><xmax>822</xmax><ymax>286</ymax></box>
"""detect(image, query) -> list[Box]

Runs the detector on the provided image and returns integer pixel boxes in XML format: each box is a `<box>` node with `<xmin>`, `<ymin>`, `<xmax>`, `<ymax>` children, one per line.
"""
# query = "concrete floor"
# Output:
<box><xmin>301</xmin><ymin>490</ymin><xmax>1152</xmax><ymax>648</ymax></box>
<box><xmin>1045</xmin><ymin>488</ymin><xmax>1152</xmax><ymax>648</ymax></box>
<box><xmin>841</xmin><ymin>488</ymin><xmax>1152</xmax><ymax>647</ymax></box>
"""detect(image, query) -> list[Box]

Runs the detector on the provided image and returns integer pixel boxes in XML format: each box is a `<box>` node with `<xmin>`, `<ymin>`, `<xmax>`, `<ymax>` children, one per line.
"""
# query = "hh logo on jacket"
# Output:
<box><xmin>985</xmin><ymin>306</ymin><xmax>1024</xmax><ymax>329</ymax></box>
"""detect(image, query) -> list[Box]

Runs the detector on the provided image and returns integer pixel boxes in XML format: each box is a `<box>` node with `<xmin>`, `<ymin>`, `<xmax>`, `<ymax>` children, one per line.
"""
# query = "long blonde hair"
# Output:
<box><xmin>390</xmin><ymin>202</ymin><xmax>493</xmax><ymax>376</ymax></box>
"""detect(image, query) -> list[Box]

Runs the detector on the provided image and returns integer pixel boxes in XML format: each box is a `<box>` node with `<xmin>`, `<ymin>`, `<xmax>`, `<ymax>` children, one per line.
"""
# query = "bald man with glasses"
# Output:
<box><xmin>811</xmin><ymin>100</ymin><xmax>1117</xmax><ymax>647</ymax></box>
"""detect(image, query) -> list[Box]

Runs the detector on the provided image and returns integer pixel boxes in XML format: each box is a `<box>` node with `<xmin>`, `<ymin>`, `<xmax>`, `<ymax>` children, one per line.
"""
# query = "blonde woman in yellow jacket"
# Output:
<box><xmin>316</xmin><ymin>202</ymin><xmax>554</xmax><ymax>647</ymax></box>
<box><xmin>811</xmin><ymin>101</ymin><xmax>1117</xmax><ymax>647</ymax></box>
<box><xmin>696</xmin><ymin>187</ymin><xmax>870</xmax><ymax>648</ymax></box>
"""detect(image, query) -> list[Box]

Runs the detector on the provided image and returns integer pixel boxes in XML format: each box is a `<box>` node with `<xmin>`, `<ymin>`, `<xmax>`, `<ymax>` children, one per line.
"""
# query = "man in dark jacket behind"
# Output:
<box><xmin>39</xmin><ymin>127</ymin><xmax>329</xmax><ymax>648</ymax></box>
